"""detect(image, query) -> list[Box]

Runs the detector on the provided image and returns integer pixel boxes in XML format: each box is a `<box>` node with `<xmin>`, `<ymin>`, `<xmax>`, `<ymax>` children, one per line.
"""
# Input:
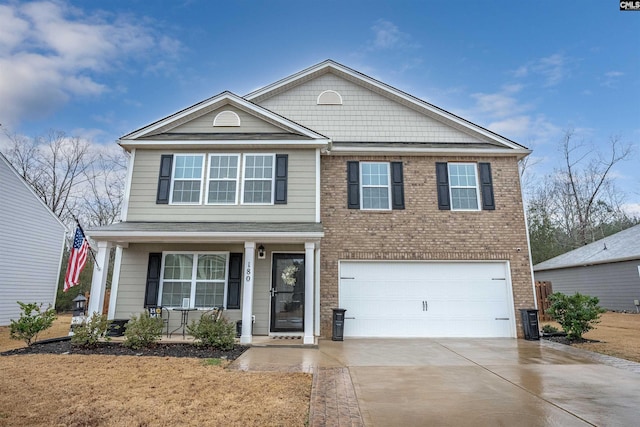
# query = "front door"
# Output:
<box><xmin>270</xmin><ymin>254</ymin><xmax>305</xmax><ymax>332</ymax></box>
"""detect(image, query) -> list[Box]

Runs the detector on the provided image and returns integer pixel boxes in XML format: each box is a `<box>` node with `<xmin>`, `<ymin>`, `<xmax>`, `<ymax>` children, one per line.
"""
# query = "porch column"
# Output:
<box><xmin>241</xmin><ymin>242</ymin><xmax>255</xmax><ymax>344</ymax></box>
<box><xmin>107</xmin><ymin>245</ymin><xmax>126</xmax><ymax>320</ymax></box>
<box><xmin>304</xmin><ymin>242</ymin><xmax>315</xmax><ymax>345</ymax></box>
<box><xmin>88</xmin><ymin>241</ymin><xmax>112</xmax><ymax>316</ymax></box>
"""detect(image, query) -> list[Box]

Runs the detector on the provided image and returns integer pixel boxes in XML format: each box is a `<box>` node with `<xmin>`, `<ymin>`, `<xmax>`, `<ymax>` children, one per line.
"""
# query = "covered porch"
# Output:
<box><xmin>87</xmin><ymin>222</ymin><xmax>323</xmax><ymax>345</ymax></box>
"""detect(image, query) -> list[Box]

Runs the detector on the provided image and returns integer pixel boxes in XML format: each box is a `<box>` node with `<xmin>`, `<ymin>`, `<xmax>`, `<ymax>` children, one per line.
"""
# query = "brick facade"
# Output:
<box><xmin>319</xmin><ymin>154</ymin><xmax>535</xmax><ymax>338</ymax></box>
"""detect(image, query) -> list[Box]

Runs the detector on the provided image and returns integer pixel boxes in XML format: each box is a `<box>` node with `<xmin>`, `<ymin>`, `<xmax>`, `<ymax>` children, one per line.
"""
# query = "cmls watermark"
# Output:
<box><xmin>620</xmin><ymin>1</ymin><xmax>640</xmax><ymax>10</ymax></box>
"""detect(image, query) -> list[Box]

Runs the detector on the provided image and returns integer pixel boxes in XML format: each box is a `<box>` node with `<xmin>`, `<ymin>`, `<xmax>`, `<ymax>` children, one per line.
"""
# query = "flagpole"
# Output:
<box><xmin>69</xmin><ymin>212</ymin><xmax>101</xmax><ymax>272</ymax></box>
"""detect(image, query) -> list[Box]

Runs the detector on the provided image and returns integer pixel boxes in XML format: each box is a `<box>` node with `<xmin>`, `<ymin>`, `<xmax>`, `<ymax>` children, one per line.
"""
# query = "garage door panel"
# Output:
<box><xmin>339</xmin><ymin>261</ymin><xmax>515</xmax><ymax>338</ymax></box>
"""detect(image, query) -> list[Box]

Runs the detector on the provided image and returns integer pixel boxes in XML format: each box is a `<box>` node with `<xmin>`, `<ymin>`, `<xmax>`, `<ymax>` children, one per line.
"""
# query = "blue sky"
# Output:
<box><xmin>1</xmin><ymin>0</ymin><xmax>639</xmax><ymax>213</ymax></box>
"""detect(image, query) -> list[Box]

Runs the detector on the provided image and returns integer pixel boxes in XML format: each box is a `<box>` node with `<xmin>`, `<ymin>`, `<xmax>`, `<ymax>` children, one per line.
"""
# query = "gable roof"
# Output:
<box><xmin>533</xmin><ymin>224</ymin><xmax>640</xmax><ymax>271</ymax></box>
<box><xmin>120</xmin><ymin>91</ymin><xmax>330</xmax><ymax>151</ymax></box>
<box><xmin>246</xmin><ymin>60</ymin><xmax>530</xmax><ymax>155</ymax></box>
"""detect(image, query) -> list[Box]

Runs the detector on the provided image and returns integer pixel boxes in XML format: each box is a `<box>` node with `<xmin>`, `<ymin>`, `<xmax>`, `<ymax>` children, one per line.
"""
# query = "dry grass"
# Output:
<box><xmin>542</xmin><ymin>312</ymin><xmax>640</xmax><ymax>363</ymax></box>
<box><xmin>0</xmin><ymin>315</ymin><xmax>311</xmax><ymax>426</ymax></box>
<box><xmin>0</xmin><ymin>313</ymin><xmax>73</xmax><ymax>352</ymax></box>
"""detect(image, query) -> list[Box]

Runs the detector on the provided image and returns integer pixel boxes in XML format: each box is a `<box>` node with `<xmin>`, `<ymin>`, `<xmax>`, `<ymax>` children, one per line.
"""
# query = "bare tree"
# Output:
<box><xmin>2</xmin><ymin>129</ymin><xmax>127</xmax><ymax>228</ymax></box>
<box><xmin>555</xmin><ymin>130</ymin><xmax>632</xmax><ymax>246</ymax></box>
<box><xmin>3</xmin><ymin>129</ymin><xmax>96</xmax><ymax>224</ymax></box>
<box><xmin>526</xmin><ymin>129</ymin><xmax>636</xmax><ymax>263</ymax></box>
<box><xmin>83</xmin><ymin>149</ymin><xmax>128</xmax><ymax>226</ymax></box>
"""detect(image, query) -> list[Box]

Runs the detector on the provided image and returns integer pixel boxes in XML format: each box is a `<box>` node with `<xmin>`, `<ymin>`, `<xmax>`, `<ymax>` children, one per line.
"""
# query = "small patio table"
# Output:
<box><xmin>169</xmin><ymin>308</ymin><xmax>197</xmax><ymax>338</ymax></box>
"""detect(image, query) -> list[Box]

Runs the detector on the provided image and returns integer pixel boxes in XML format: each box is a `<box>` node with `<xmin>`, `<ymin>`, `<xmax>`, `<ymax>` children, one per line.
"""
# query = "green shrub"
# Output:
<box><xmin>546</xmin><ymin>292</ymin><xmax>606</xmax><ymax>340</ymax></box>
<box><xmin>71</xmin><ymin>313</ymin><xmax>111</xmax><ymax>347</ymax></box>
<box><xmin>187</xmin><ymin>314</ymin><xmax>236</xmax><ymax>350</ymax></box>
<box><xmin>541</xmin><ymin>324</ymin><xmax>559</xmax><ymax>334</ymax></box>
<box><xmin>9</xmin><ymin>302</ymin><xmax>57</xmax><ymax>346</ymax></box>
<box><xmin>123</xmin><ymin>312</ymin><xmax>163</xmax><ymax>349</ymax></box>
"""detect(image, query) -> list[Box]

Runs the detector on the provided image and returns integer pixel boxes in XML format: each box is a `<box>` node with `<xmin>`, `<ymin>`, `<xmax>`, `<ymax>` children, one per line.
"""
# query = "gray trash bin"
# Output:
<box><xmin>520</xmin><ymin>309</ymin><xmax>540</xmax><ymax>340</ymax></box>
<box><xmin>332</xmin><ymin>308</ymin><xmax>347</xmax><ymax>341</ymax></box>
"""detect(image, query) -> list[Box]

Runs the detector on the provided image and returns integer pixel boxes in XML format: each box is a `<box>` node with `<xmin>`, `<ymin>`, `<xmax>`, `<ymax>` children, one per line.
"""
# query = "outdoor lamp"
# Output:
<box><xmin>258</xmin><ymin>244</ymin><xmax>266</xmax><ymax>259</ymax></box>
<box><xmin>72</xmin><ymin>294</ymin><xmax>87</xmax><ymax>317</ymax></box>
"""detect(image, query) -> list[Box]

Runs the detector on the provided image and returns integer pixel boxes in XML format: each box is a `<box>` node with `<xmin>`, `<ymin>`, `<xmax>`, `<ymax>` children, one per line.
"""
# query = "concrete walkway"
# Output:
<box><xmin>230</xmin><ymin>339</ymin><xmax>640</xmax><ymax>426</ymax></box>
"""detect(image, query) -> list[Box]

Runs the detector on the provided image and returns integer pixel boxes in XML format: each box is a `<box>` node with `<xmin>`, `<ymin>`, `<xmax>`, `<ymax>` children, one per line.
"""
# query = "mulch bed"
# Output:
<box><xmin>541</xmin><ymin>335</ymin><xmax>600</xmax><ymax>346</ymax></box>
<box><xmin>0</xmin><ymin>337</ymin><xmax>248</xmax><ymax>360</ymax></box>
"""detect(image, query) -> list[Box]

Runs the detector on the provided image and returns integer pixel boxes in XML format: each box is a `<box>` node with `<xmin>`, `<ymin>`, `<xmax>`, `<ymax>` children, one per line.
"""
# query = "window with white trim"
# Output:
<box><xmin>171</xmin><ymin>154</ymin><xmax>204</xmax><ymax>204</ymax></box>
<box><xmin>160</xmin><ymin>253</ymin><xmax>228</xmax><ymax>309</ymax></box>
<box><xmin>207</xmin><ymin>154</ymin><xmax>239</xmax><ymax>204</ymax></box>
<box><xmin>448</xmin><ymin>163</ymin><xmax>480</xmax><ymax>210</ymax></box>
<box><xmin>242</xmin><ymin>154</ymin><xmax>275</xmax><ymax>204</ymax></box>
<box><xmin>360</xmin><ymin>162</ymin><xmax>391</xmax><ymax>210</ymax></box>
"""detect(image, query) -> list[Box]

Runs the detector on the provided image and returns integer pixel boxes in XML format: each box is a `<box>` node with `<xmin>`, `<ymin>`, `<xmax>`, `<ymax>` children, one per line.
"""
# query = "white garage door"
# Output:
<box><xmin>339</xmin><ymin>261</ymin><xmax>515</xmax><ymax>338</ymax></box>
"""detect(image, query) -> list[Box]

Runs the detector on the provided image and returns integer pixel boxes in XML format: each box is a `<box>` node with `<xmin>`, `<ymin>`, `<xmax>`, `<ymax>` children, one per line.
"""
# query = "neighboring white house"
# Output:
<box><xmin>534</xmin><ymin>224</ymin><xmax>640</xmax><ymax>312</ymax></box>
<box><xmin>0</xmin><ymin>153</ymin><xmax>67</xmax><ymax>326</ymax></box>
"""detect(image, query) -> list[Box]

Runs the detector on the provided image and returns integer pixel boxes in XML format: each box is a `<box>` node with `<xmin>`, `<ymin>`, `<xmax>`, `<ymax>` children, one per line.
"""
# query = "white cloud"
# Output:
<box><xmin>602</xmin><ymin>71</ymin><xmax>624</xmax><ymax>88</ymax></box>
<box><xmin>471</xmin><ymin>84</ymin><xmax>529</xmax><ymax>119</ymax></box>
<box><xmin>0</xmin><ymin>1</ymin><xmax>182</xmax><ymax>127</ymax></box>
<box><xmin>512</xmin><ymin>53</ymin><xmax>572</xmax><ymax>87</ymax></box>
<box><xmin>369</xmin><ymin>19</ymin><xmax>418</xmax><ymax>51</ymax></box>
<box><xmin>622</xmin><ymin>203</ymin><xmax>640</xmax><ymax>217</ymax></box>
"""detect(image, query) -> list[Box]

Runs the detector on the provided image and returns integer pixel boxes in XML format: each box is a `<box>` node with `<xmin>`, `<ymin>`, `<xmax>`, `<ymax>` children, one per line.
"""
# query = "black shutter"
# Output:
<box><xmin>156</xmin><ymin>155</ymin><xmax>173</xmax><ymax>204</ymax></box>
<box><xmin>226</xmin><ymin>253</ymin><xmax>243</xmax><ymax>309</ymax></box>
<box><xmin>274</xmin><ymin>154</ymin><xmax>288</xmax><ymax>204</ymax></box>
<box><xmin>144</xmin><ymin>253</ymin><xmax>162</xmax><ymax>307</ymax></box>
<box><xmin>347</xmin><ymin>161</ymin><xmax>360</xmax><ymax>209</ymax></box>
<box><xmin>436</xmin><ymin>162</ymin><xmax>450</xmax><ymax>210</ymax></box>
<box><xmin>391</xmin><ymin>162</ymin><xmax>405</xmax><ymax>210</ymax></box>
<box><xmin>478</xmin><ymin>162</ymin><xmax>495</xmax><ymax>210</ymax></box>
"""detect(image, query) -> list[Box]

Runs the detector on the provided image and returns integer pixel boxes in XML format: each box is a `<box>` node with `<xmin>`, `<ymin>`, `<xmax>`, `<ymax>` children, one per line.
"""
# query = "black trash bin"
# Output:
<box><xmin>332</xmin><ymin>308</ymin><xmax>347</xmax><ymax>341</ymax></box>
<box><xmin>520</xmin><ymin>309</ymin><xmax>540</xmax><ymax>340</ymax></box>
<box><xmin>236</xmin><ymin>320</ymin><xmax>253</xmax><ymax>338</ymax></box>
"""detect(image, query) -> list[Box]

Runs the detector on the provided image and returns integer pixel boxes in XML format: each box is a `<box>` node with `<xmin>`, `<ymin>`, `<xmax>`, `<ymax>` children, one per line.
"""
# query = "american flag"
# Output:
<box><xmin>64</xmin><ymin>227</ymin><xmax>89</xmax><ymax>292</ymax></box>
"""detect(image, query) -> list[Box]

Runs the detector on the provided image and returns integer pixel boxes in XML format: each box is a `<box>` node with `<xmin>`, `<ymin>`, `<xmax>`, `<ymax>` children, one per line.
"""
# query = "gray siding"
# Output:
<box><xmin>0</xmin><ymin>158</ymin><xmax>66</xmax><ymax>325</ymax></box>
<box><xmin>535</xmin><ymin>260</ymin><xmax>640</xmax><ymax>312</ymax></box>
<box><xmin>126</xmin><ymin>149</ymin><xmax>317</xmax><ymax>222</ymax></box>
<box><xmin>114</xmin><ymin>243</ymin><xmax>307</xmax><ymax>335</ymax></box>
<box><xmin>257</xmin><ymin>73</ymin><xmax>482</xmax><ymax>143</ymax></box>
<box><xmin>170</xmin><ymin>105</ymin><xmax>285</xmax><ymax>134</ymax></box>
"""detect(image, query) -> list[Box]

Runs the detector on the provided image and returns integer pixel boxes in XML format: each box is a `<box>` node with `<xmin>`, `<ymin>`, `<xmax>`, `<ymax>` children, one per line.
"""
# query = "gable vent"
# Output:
<box><xmin>317</xmin><ymin>90</ymin><xmax>343</xmax><ymax>105</ymax></box>
<box><xmin>213</xmin><ymin>110</ymin><xmax>241</xmax><ymax>127</ymax></box>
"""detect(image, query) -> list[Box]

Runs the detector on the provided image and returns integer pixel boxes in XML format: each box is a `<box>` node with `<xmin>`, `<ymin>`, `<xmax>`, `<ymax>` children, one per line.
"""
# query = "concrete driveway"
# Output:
<box><xmin>232</xmin><ymin>339</ymin><xmax>640</xmax><ymax>426</ymax></box>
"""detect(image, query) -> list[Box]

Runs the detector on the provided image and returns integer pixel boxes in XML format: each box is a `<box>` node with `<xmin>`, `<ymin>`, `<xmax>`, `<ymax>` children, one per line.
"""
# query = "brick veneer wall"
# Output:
<box><xmin>319</xmin><ymin>154</ymin><xmax>535</xmax><ymax>338</ymax></box>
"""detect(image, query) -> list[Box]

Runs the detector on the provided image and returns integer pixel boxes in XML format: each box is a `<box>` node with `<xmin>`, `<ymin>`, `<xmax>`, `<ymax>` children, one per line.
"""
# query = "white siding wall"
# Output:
<box><xmin>535</xmin><ymin>260</ymin><xmax>640</xmax><ymax>312</ymax></box>
<box><xmin>0</xmin><ymin>158</ymin><xmax>66</xmax><ymax>325</ymax></box>
<box><xmin>258</xmin><ymin>73</ymin><xmax>482</xmax><ymax>143</ymax></box>
<box><xmin>114</xmin><ymin>243</ymin><xmax>305</xmax><ymax>335</ymax></box>
<box><xmin>126</xmin><ymin>149</ymin><xmax>317</xmax><ymax>222</ymax></box>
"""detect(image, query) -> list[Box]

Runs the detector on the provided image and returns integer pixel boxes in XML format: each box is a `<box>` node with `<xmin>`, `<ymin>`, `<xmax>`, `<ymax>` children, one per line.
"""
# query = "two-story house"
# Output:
<box><xmin>88</xmin><ymin>60</ymin><xmax>535</xmax><ymax>343</ymax></box>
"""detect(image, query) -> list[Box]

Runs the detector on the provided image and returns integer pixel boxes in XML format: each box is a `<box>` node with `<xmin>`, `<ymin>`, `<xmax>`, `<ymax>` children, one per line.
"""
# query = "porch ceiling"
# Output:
<box><xmin>86</xmin><ymin>221</ymin><xmax>324</xmax><ymax>244</ymax></box>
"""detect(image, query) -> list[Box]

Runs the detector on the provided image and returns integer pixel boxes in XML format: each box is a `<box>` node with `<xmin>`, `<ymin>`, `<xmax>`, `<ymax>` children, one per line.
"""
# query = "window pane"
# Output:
<box><xmin>175</xmin><ymin>155</ymin><xmax>202</xmax><ymax>179</ymax></box>
<box><xmin>208</xmin><ymin>181</ymin><xmax>236</xmax><ymax>203</ymax></box>
<box><xmin>361</xmin><ymin>163</ymin><xmax>389</xmax><ymax>186</ymax></box>
<box><xmin>161</xmin><ymin>281</ymin><xmax>191</xmax><ymax>307</ymax></box>
<box><xmin>210</xmin><ymin>155</ymin><xmax>238</xmax><ymax>179</ymax></box>
<box><xmin>363</xmin><ymin>187</ymin><xmax>390</xmax><ymax>209</ymax></box>
<box><xmin>195</xmin><ymin>282</ymin><xmax>224</xmax><ymax>308</ymax></box>
<box><xmin>243</xmin><ymin>180</ymin><xmax>272</xmax><ymax>203</ymax></box>
<box><xmin>164</xmin><ymin>254</ymin><xmax>193</xmax><ymax>280</ymax></box>
<box><xmin>172</xmin><ymin>180</ymin><xmax>201</xmax><ymax>203</ymax></box>
<box><xmin>197</xmin><ymin>254</ymin><xmax>226</xmax><ymax>280</ymax></box>
<box><xmin>451</xmin><ymin>188</ymin><xmax>479</xmax><ymax>210</ymax></box>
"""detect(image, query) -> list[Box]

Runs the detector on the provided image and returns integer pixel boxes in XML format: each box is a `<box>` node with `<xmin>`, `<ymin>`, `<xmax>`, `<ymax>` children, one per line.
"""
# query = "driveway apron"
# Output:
<box><xmin>231</xmin><ymin>339</ymin><xmax>640</xmax><ymax>426</ymax></box>
<box><xmin>321</xmin><ymin>339</ymin><xmax>640</xmax><ymax>427</ymax></box>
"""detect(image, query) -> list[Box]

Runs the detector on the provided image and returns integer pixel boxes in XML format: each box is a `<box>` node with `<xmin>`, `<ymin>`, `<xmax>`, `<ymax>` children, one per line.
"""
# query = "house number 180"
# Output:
<box><xmin>245</xmin><ymin>261</ymin><xmax>252</xmax><ymax>282</ymax></box>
